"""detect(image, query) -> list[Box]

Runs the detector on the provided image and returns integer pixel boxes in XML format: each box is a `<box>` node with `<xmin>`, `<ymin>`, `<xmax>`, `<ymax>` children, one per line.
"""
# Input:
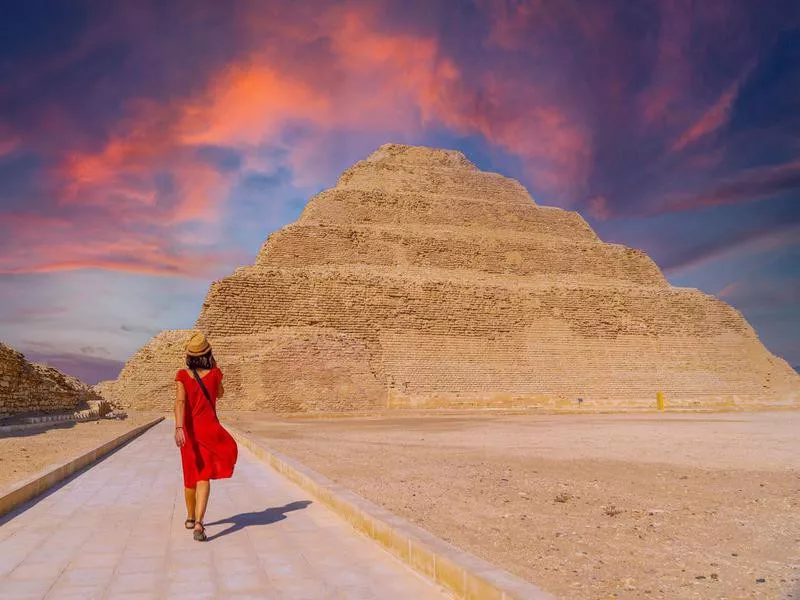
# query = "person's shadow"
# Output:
<box><xmin>204</xmin><ymin>500</ymin><xmax>312</xmax><ymax>541</ymax></box>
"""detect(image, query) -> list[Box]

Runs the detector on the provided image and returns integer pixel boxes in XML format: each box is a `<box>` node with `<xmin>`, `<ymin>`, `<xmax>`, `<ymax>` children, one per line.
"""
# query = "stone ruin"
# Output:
<box><xmin>0</xmin><ymin>342</ymin><xmax>106</xmax><ymax>416</ymax></box>
<box><xmin>97</xmin><ymin>144</ymin><xmax>800</xmax><ymax>412</ymax></box>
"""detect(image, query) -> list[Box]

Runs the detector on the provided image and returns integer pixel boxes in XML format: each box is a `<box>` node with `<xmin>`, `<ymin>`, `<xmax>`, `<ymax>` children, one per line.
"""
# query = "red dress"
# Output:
<box><xmin>176</xmin><ymin>368</ymin><xmax>238</xmax><ymax>488</ymax></box>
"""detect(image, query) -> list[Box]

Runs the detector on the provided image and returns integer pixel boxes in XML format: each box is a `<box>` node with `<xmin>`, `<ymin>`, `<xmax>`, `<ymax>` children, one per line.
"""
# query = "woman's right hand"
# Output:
<box><xmin>175</xmin><ymin>427</ymin><xmax>185</xmax><ymax>448</ymax></box>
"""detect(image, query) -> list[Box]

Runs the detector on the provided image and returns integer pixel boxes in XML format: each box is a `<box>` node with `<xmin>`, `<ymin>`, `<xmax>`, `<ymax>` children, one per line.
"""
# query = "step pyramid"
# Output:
<box><xmin>98</xmin><ymin>144</ymin><xmax>800</xmax><ymax>411</ymax></box>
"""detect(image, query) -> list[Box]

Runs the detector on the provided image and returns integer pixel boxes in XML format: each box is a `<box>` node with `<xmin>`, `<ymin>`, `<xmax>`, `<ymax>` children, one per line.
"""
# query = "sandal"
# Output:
<box><xmin>193</xmin><ymin>522</ymin><xmax>207</xmax><ymax>542</ymax></box>
<box><xmin>184</xmin><ymin>518</ymin><xmax>195</xmax><ymax>529</ymax></box>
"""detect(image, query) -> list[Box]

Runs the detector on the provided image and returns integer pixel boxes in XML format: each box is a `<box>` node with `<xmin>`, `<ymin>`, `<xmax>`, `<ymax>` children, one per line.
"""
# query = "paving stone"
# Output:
<box><xmin>0</xmin><ymin>421</ymin><xmax>449</xmax><ymax>599</ymax></box>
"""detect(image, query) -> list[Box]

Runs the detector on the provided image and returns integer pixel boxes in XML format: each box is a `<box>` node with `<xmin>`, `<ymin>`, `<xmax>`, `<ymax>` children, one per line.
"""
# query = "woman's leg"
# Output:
<box><xmin>194</xmin><ymin>480</ymin><xmax>210</xmax><ymax>526</ymax></box>
<box><xmin>184</xmin><ymin>487</ymin><xmax>196</xmax><ymax>520</ymax></box>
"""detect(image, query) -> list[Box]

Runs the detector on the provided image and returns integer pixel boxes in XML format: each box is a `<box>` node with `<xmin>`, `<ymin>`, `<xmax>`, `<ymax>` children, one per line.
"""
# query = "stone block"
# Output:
<box><xmin>98</xmin><ymin>143</ymin><xmax>800</xmax><ymax>413</ymax></box>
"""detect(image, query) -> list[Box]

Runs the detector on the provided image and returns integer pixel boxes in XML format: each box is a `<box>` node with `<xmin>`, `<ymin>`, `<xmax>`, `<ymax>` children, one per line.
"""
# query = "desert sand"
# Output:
<box><xmin>226</xmin><ymin>410</ymin><xmax>800</xmax><ymax>600</ymax></box>
<box><xmin>0</xmin><ymin>413</ymin><xmax>158</xmax><ymax>490</ymax></box>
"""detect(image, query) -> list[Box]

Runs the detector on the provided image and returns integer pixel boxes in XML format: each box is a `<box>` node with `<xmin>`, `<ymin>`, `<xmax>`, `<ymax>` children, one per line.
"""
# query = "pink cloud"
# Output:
<box><xmin>0</xmin><ymin>135</ymin><xmax>19</xmax><ymax>157</ymax></box>
<box><xmin>0</xmin><ymin>260</ymin><xmax>198</xmax><ymax>278</ymax></box>
<box><xmin>671</xmin><ymin>63</ymin><xmax>754</xmax><ymax>152</ymax></box>
<box><xmin>0</xmin><ymin>213</ymin><xmax>71</xmax><ymax>228</ymax></box>
<box><xmin>0</xmin><ymin>306</ymin><xmax>68</xmax><ymax>321</ymax></box>
<box><xmin>52</xmin><ymin>1</ymin><xmax>592</xmax><ymax>215</ymax></box>
<box><xmin>637</xmin><ymin>1</ymin><xmax>753</xmax><ymax>131</ymax></box>
<box><xmin>52</xmin><ymin>5</ymin><xmax>451</xmax><ymax>228</ymax></box>
<box><xmin>427</xmin><ymin>74</ymin><xmax>591</xmax><ymax>202</ymax></box>
<box><xmin>478</xmin><ymin>0</ymin><xmax>611</xmax><ymax>52</ymax></box>
<box><xmin>660</xmin><ymin>160</ymin><xmax>800</xmax><ymax>214</ymax></box>
<box><xmin>0</xmin><ymin>213</ymin><xmax>240</xmax><ymax>278</ymax></box>
<box><xmin>59</xmin><ymin>100</ymin><xmax>232</xmax><ymax>225</ymax></box>
<box><xmin>717</xmin><ymin>282</ymin><xmax>741</xmax><ymax>298</ymax></box>
<box><xmin>714</xmin><ymin>278</ymin><xmax>799</xmax><ymax>312</ymax></box>
<box><xmin>588</xmin><ymin>195</ymin><xmax>611</xmax><ymax>220</ymax></box>
<box><xmin>683</xmin><ymin>146</ymin><xmax>727</xmax><ymax>170</ymax></box>
<box><xmin>664</xmin><ymin>223</ymin><xmax>800</xmax><ymax>275</ymax></box>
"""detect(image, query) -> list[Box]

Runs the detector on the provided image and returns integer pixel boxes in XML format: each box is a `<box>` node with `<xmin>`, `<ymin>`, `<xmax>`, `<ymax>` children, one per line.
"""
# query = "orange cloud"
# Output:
<box><xmin>187</xmin><ymin>4</ymin><xmax>589</xmax><ymax>200</ymax></box>
<box><xmin>58</xmin><ymin>1</ymin><xmax>591</xmax><ymax>215</ymax></box>
<box><xmin>60</xmin><ymin>99</ymin><xmax>230</xmax><ymax>226</ymax></box>
<box><xmin>29</xmin><ymin>1</ymin><xmax>596</xmax><ymax>280</ymax></box>
<box><xmin>0</xmin><ymin>212</ymin><xmax>238</xmax><ymax>278</ymax></box>
<box><xmin>0</xmin><ymin>260</ymin><xmax>196</xmax><ymax>277</ymax></box>
<box><xmin>178</xmin><ymin>65</ymin><xmax>330</xmax><ymax>147</ymax></box>
<box><xmin>0</xmin><ymin>239</ymin><xmax>235</xmax><ymax>278</ymax></box>
<box><xmin>62</xmin><ymin>139</ymin><xmax>159</xmax><ymax>207</ymax></box>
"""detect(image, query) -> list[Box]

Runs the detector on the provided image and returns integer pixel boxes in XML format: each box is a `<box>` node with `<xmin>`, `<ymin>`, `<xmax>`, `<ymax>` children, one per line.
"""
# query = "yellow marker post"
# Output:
<box><xmin>656</xmin><ymin>391</ymin><xmax>665</xmax><ymax>411</ymax></box>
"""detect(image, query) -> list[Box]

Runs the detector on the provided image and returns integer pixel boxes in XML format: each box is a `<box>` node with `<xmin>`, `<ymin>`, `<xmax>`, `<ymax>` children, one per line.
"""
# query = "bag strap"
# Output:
<box><xmin>190</xmin><ymin>369</ymin><xmax>216</xmax><ymax>414</ymax></box>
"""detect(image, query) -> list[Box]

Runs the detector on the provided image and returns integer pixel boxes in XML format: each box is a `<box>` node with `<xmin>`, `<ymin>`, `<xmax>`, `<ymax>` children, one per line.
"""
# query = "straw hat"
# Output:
<box><xmin>185</xmin><ymin>332</ymin><xmax>212</xmax><ymax>356</ymax></box>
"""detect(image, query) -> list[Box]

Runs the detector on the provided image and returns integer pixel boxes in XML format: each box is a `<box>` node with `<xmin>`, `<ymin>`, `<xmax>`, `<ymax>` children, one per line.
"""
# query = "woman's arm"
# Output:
<box><xmin>174</xmin><ymin>378</ymin><xmax>186</xmax><ymax>447</ymax></box>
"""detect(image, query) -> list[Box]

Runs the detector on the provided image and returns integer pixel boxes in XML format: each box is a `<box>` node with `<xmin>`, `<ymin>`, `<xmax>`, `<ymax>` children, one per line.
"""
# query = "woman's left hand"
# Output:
<box><xmin>175</xmin><ymin>427</ymin><xmax>185</xmax><ymax>448</ymax></box>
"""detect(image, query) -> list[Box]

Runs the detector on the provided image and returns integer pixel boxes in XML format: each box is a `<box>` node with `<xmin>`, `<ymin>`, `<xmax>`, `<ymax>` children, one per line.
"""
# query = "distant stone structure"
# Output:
<box><xmin>98</xmin><ymin>144</ymin><xmax>800</xmax><ymax>412</ymax></box>
<box><xmin>0</xmin><ymin>342</ymin><xmax>103</xmax><ymax>415</ymax></box>
<box><xmin>94</xmin><ymin>330</ymin><xmax>188</xmax><ymax>412</ymax></box>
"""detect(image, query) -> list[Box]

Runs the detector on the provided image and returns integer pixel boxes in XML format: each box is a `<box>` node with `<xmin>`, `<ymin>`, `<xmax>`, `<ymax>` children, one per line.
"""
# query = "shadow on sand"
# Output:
<box><xmin>204</xmin><ymin>500</ymin><xmax>312</xmax><ymax>541</ymax></box>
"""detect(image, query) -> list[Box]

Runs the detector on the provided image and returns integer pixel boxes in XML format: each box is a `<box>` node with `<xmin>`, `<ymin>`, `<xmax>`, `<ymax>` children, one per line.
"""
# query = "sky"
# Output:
<box><xmin>0</xmin><ymin>0</ymin><xmax>798</xmax><ymax>384</ymax></box>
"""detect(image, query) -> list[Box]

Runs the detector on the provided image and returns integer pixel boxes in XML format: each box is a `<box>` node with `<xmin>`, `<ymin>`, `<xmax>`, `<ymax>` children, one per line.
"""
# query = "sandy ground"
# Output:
<box><xmin>0</xmin><ymin>413</ymin><xmax>158</xmax><ymax>490</ymax></box>
<box><xmin>226</xmin><ymin>411</ymin><xmax>800</xmax><ymax>600</ymax></box>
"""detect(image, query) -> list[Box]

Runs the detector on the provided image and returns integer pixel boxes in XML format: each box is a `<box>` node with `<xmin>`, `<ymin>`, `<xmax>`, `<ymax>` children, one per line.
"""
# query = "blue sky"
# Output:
<box><xmin>0</xmin><ymin>0</ymin><xmax>798</xmax><ymax>383</ymax></box>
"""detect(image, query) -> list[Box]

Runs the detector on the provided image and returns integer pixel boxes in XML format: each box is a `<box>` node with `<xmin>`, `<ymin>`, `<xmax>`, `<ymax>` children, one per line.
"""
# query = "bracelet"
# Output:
<box><xmin>175</xmin><ymin>426</ymin><xmax>183</xmax><ymax>430</ymax></box>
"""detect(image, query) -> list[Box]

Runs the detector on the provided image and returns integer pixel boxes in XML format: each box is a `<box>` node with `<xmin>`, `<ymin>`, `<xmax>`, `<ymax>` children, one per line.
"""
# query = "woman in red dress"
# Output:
<box><xmin>174</xmin><ymin>332</ymin><xmax>238</xmax><ymax>541</ymax></box>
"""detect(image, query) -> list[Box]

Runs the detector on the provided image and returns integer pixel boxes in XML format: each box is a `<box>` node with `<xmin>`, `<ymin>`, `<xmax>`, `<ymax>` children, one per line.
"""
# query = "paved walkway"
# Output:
<box><xmin>0</xmin><ymin>421</ymin><xmax>449</xmax><ymax>599</ymax></box>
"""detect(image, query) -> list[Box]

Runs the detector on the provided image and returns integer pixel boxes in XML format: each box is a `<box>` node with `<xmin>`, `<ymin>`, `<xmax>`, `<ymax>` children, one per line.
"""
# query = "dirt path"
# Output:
<box><xmin>226</xmin><ymin>411</ymin><xmax>800</xmax><ymax>600</ymax></box>
<box><xmin>0</xmin><ymin>413</ymin><xmax>159</xmax><ymax>490</ymax></box>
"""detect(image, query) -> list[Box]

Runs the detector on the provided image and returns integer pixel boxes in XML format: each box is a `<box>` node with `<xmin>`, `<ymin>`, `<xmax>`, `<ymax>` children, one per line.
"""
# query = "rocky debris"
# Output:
<box><xmin>0</xmin><ymin>342</ymin><xmax>106</xmax><ymax>415</ymax></box>
<box><xmin>104</xmin><ymin>143</ymin><xmax>800</xmax><ymax>412</ymax></box>
<box><xmin>103</xmin><ymin>408</ymin><xmax>128</xmax><ymax>420</ymax></box>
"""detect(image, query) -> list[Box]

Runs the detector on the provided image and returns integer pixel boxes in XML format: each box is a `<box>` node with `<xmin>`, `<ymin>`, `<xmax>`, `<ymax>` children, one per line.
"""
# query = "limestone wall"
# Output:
<box><xmin>337</xmin><ymin>161</ymin><xmax>533</xmax><ymax>205</ymax></box>
<box><xmin>0</xmin><ymin>342</ymin><xmax>101</xmax><ymax>415</ymax></box>
<box><xmin>94</xmin><ymin>330</ymin><xmax>189</xmax><ymax>411</ymax></box>
<box><xmin>108</xmin><ymin>143</ymin><xmax>800</xmax><ymax>412</ymax></box>
<box><xmin>197</xmin><ymin>268</ymin><xmax>736</xmax><ymax>339</ymax></box>
<box><xmin>256</xmin><ymin>224</ymin><xmax>665</xmax><ymax>286</ymax></box>
<box><xmin>379</xmin><ymin>328</ymin><xmax>797</xmax><ymax>409</ymax></box>
<box><xmin>297</xmin><ymin>189</ymin><xmax>596</xmax><ymax>240</ymax></box>
<box><xmin>96</xmin><ymin>329</ymin><xmax>386</xmax><ymax>413</ymax></box>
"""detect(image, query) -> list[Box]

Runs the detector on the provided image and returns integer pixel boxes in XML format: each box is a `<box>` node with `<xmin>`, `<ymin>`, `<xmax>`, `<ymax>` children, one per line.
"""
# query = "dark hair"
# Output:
<box><xmin>186</xmin><ymin>351</ymin><xmax>214</xmax><ymax>370</ymax></box>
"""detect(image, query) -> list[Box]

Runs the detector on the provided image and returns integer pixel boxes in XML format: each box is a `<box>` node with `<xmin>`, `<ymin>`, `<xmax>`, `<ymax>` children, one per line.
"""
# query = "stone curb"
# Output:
<box><xmin>225</xmin><ymin>423</ymin><xmax>554</xmax><ymax>600</ymax></box>
<box><xmin>0</xmin><ymin>417</ymin><xmax>164</xmax><ymax>520</ymax></box>
<box><xmin>0</xmin><ymin>410</ymin><xmax>101</xmax><ymax>434</ymax></box>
